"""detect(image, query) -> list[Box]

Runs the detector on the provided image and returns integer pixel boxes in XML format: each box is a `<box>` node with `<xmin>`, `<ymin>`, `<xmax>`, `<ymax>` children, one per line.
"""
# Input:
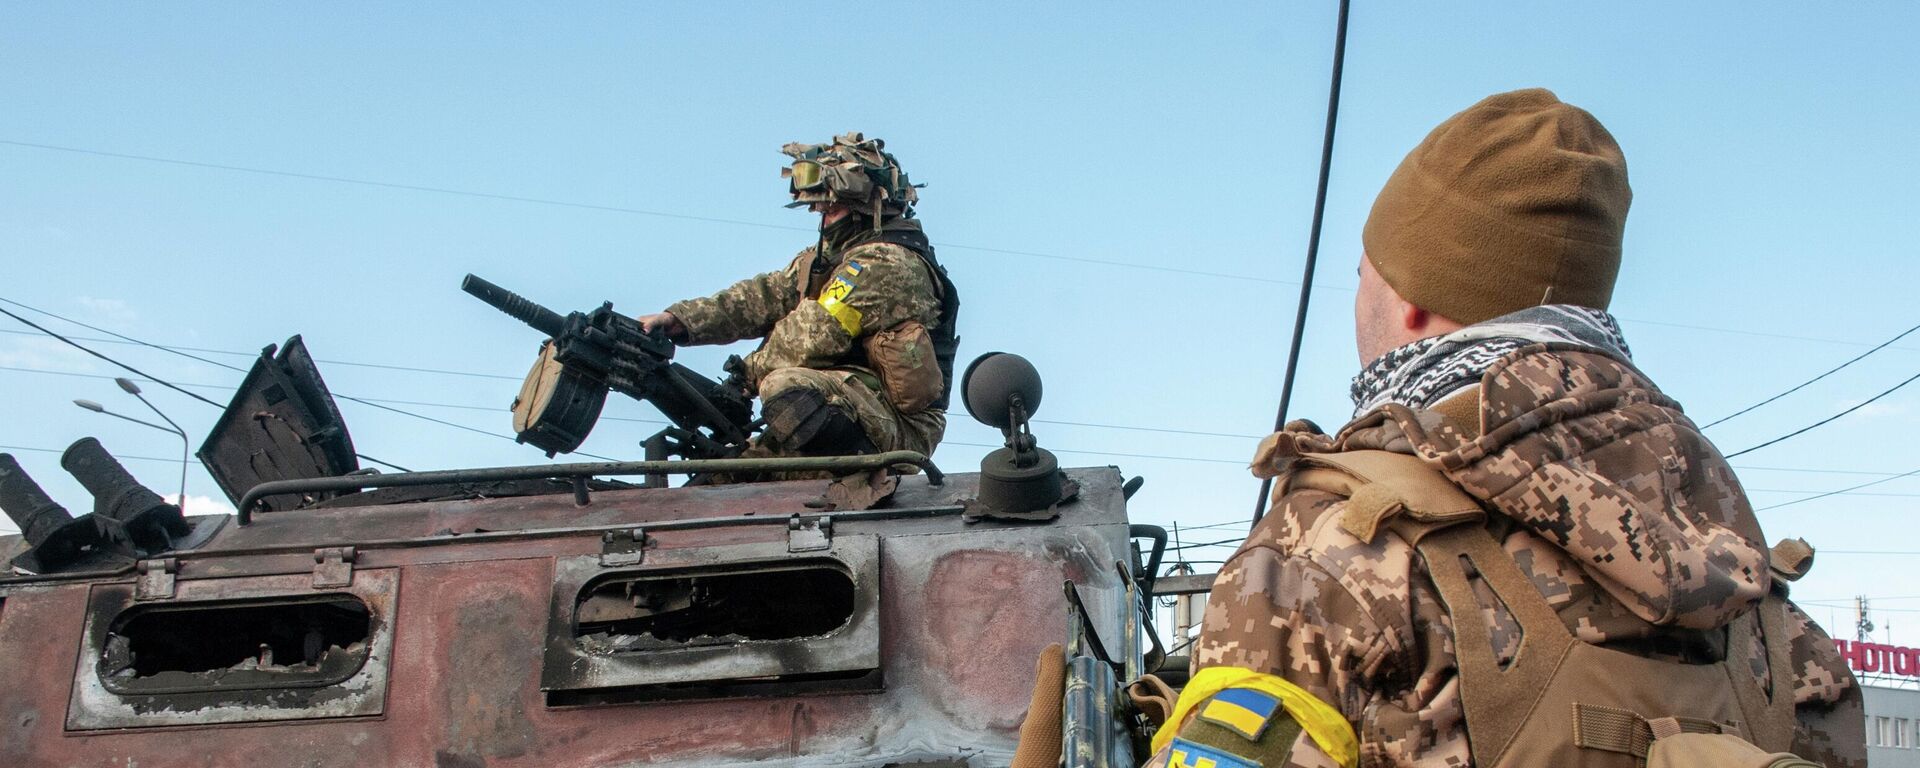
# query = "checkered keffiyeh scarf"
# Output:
<box><xmin>1349</xmin><ymin>305</ymin><xmax>1631</xmax><ymax>416</ymax></box>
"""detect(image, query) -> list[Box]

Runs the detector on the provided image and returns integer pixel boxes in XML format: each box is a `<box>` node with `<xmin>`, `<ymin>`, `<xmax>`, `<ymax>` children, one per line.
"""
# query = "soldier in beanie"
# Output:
<box><xmin>1149</xmin><ymin>90</ymin><xmax>1865</xmax><ymax>766</ymax></box>
<box><xmin>637</xmin><ymin>133</ymin><xmax>959</xmax><ymax>475</ymax></box>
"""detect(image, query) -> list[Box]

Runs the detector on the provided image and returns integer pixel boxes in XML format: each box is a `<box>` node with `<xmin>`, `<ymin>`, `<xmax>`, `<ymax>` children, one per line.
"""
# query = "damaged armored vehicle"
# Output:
<box><xmin>0</xmin><ymin>284</ymin><xmax>1181</xmax><ymax>768</ymax></box>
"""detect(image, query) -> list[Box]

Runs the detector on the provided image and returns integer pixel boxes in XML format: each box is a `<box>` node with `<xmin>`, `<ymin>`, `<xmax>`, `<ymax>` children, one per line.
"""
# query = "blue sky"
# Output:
<box><xmin>3</xmin><ymin>3</ymin><xmax>1918</xmax><ymax>645</ymax></box>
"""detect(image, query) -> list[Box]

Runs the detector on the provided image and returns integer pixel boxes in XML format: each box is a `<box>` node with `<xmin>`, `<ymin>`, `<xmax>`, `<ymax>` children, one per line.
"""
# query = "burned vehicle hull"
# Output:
<box><xmin>0</xmin><ymin>467</ymin><xmax>1138</xmax><ymax>768</ymax></box>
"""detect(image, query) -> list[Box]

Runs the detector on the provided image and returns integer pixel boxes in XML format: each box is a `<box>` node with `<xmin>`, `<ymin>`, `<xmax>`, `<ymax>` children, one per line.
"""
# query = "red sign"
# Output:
<box><xmin>1834</xmin><ymin>640</ymin><xmax>1920</xmax><ymax>677</ymax></box>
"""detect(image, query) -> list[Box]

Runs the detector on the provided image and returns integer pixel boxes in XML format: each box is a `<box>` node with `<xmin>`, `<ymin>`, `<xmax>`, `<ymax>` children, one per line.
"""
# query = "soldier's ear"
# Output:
<box><xmin>1400</xmin><ymin>302</ymin><xmax>1431</xmax><ymax>332</ymax></box>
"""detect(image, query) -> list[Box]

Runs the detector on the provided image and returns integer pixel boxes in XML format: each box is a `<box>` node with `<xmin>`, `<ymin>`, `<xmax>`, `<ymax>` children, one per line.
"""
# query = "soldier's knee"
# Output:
<box><xmin>761</xmin><ymin>388</ymin><xmax>876</xmax><ymax>456</ymax></box>
<box><xmin>758</xmin><ymin>367</ymin><xmax>838</xmax><ymax>399</ymax></box>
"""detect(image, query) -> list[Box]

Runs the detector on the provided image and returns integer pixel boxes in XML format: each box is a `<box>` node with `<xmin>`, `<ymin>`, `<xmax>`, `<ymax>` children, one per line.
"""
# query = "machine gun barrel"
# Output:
<box><xmin>461</xmin><ymin>274</ymin><xmax>757</xmax><ymax>459</ymax></box>
<box><xmin>462</xmin><ymin>274</ymin><xmax>567</xmax><ymax>339</ymax></box>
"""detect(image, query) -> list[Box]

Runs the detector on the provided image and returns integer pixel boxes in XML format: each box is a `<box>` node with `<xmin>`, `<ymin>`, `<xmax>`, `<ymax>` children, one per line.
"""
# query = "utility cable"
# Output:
<box><xmin>1724</xmin><ymin>370</ymin><xmax>1920</xmax><ymax>458</ymax></box>
<box><xmin>1</xmin><ymin>443</ymin><xmax>201</xmax><ymax>466</ymax></box>
<box><xmin>1252</xmin><ymin>0</ymin><xmax>1350</xmax><ymax>528</ymax></box>
<box><xmin>1</xmin><ymin>326</ymin><xmax>1257</xmax><ymax>439</ymax></box>
<box><xmin>1165</xmin><ymin>536</ymin><xmax>1248</xmax><ymax>552</ymax></box>
<box><xmin>0</xmin><ymin>139</ymin><xmax>1311</xmax><ymax>287</ymax></box>
<box><xmin>0</xmin><ymin>362</ymin><xmax>675</xmax><ymax>427</ymax></box>
<box><xmin>1701</xmin><ymin>320</ymin><xmax>1920</xmax><ymax>429</ymax></box>
<box><xmin>8</xmin><ymin>145</ymin><xmax>1915</xmax><ymax>349</ymax></box>
<box><xmin>0</xmin><ymin>304</ymin><xmax>227</xmax><ymax>408</ymax></box>
<box><xmin>0</xmin><ymin>303</ymin><xmax>554</xmax><ymax>468</ymax></box>
<box><xmin>940</xmin><ymin>441</ymin><xmax>1245</xmax><ymax>465</ymax></box>
<box><xmin>1756</xmin><ymin>466</ymin><xmax>1920</xmax><ymax>511</ymax></box>
<box><xmin>19</xmin><ymin>357</ymin><xmax>1920</xmax><ymax>480</ymax></box>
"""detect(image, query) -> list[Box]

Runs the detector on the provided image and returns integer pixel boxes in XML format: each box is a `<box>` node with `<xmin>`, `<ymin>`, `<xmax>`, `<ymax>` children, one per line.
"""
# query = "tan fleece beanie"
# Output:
<box><xmin>1363</xmin><ymin>88</ymin><xmax>1631</xmax><ymax>325</ymax></box>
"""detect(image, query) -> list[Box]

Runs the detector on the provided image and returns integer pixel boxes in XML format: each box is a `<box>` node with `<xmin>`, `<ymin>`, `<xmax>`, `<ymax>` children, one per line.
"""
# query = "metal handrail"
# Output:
<box><xmin>236</xmin><ymin>451</ymin><xmax>943</xmax><ymax>525</ymax></box>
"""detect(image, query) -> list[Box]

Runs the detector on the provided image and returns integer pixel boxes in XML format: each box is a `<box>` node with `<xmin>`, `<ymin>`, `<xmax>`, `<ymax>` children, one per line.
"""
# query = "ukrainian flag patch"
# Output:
<box><xmin>1198</xmin><ymin>686</ymin><xmax>1281</xmax><ymax>741</ymax></box>
<box><xmin>1169</xmin><ymin>737</ymin><xmax>1261</xmax><ymax>768</ymax></box>
<box><xmin>817</xmin><ymin>272</ymin><xmax>862</xmax><ymax>336</ymax></box>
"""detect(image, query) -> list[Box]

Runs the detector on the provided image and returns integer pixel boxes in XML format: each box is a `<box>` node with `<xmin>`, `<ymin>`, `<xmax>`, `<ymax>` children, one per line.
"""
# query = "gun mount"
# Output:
<box><xmin>462</xmin><ymin>274</ymin><xmax>756</xmax><ymax>465</ymax></box>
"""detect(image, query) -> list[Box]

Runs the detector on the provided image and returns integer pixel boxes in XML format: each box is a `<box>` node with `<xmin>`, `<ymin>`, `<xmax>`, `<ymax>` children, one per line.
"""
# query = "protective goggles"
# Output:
<box><xmin>787</xmin><ymin>160</ymin><xmax>828</xmax><ymax>191</ymax></box>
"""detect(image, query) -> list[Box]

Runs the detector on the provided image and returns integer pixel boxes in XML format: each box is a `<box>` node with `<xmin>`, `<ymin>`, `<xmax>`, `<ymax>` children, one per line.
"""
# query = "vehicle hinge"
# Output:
<box><xmin>600</xmin><ymin>528</ymin><xmax>648</xmax><ymax>567</ymax></box>
<box><xmin>788</xmin><ymin>515</ymin><xmax>833</xmax><ymax>552</ymax></box>
<box><xmin>134</xmin><ymin>558</ymin><xmax>178</xmax><ymax>601</ymax></box>
<box><xmin>312</xmin><ymin>546</ymin><xmax>357</xmax><ymax>588</ymax></box>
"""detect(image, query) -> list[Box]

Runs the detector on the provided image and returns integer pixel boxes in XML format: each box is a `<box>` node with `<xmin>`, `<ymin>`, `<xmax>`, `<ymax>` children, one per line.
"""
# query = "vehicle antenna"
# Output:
<box><xmin>1252</xmin><ymin>0</ymin><xmax>1353</xmax><ymax>528</ymax></box>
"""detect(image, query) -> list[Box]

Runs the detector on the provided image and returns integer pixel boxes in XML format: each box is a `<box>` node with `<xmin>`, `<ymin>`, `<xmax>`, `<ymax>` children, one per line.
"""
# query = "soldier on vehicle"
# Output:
<box><xmin>636</xmin><ymin>133</ymin><xmax>959</xmax><ymax>470</ymax></box>
<box><xmin>1152</xmin><ymin>90</ymin><xmax>1865</xmax><ymax>767</ymax></box>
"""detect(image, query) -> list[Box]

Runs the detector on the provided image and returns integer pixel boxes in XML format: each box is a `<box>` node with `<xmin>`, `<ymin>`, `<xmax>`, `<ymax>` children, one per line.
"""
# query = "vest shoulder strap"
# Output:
<box><xmin>1294</xmin><ymin>450</ymin><xmax>1484</xmax><ymax>545</ymax></box>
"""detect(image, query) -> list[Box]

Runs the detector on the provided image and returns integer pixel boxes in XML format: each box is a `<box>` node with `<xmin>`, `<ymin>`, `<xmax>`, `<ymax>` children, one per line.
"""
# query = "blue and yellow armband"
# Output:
<box><xmin>1151</xmin><ymin>667</ymin><xmax>1359</xmax><ymax>768</ymax></box>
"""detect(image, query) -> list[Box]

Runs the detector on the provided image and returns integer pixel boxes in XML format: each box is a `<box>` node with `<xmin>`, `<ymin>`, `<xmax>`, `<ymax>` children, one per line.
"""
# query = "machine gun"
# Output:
<box><xmin>462</xmin><ymin>274</ymin><xmax>757</xmax><ymax>463</ymax></box>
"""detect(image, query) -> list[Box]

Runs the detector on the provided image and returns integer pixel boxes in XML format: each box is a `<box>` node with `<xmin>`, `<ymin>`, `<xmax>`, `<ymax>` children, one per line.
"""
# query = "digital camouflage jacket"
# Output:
<box><xmin>664</xmin><ymin>231</ymin><xmax>944</xmax><ymax>396</ymax></box>
<box><xmin>1192</xmin><ymin>344</ymin><xmax>1864</xmax><ymax>767</ymax></box>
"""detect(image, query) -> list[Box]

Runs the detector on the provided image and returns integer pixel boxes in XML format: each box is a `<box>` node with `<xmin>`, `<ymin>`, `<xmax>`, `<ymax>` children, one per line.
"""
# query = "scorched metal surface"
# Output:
<box><xmin>0</xmin><ymin>466</ymin><xmax>1134</xmax><ymax>768</ymax></box>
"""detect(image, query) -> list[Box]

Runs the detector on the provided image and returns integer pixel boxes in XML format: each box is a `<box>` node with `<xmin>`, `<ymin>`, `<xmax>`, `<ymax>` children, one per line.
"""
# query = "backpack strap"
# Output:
<box><xmin>1293</xmin><ymin>450</ymin><xmax>1485</xmax><ymax>546</ymax></box>
<box><xmin>1286</xmin><ymin>450</ymin><xmax>1586</xmax><ymax>764</ymax></box>
<box><xmin>1724</xmin><ymin>595</ymin><xmax>1800</xmax><ymax>753</ymax></box>
<box><xmin>1418</xmin><ymin>522</ymin><xmax>1580</xmax><ymax>766</ymax></box>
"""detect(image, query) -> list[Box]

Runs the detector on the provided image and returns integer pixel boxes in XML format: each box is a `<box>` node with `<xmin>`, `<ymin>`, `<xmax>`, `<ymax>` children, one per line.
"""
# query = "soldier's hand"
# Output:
<box><xmin>637</xmin><ymin>311</ymin><xmax>688</xmax><ymax>342</ymax></box>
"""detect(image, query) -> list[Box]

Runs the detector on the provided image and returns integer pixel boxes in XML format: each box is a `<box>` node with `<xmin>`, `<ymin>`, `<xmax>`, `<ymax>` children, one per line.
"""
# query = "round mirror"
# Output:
<box><xmin>962</xmin><ymin>352</ymin><xmax>1043</xmax><ymax>430</ymax></box>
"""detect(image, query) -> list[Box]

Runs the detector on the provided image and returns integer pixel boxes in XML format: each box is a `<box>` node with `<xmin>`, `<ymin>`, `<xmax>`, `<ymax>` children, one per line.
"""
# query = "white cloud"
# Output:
<box><xmin>0</xmin><ymin>336</ymin><xmax>101</xmax><ymax>372</ymax></box>
<box><xmin>165</xmin><ymin>494</ymin><xmax>237</xmax><ymax>518</ymax></box>
<box><xmin>1835</xmin><ymin>398</ymin><xmax>1911</xmax><ymax>420</ymax></box>
<box><xmin>75</xmin><ymin>296</ymin><xmax>138</xmax><ymax>325</ymax></box>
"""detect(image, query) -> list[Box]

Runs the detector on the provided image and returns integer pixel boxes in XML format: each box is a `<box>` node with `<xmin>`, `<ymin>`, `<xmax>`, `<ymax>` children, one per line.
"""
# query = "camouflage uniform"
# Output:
<box><xmin>664</xmin><ymin>220</ymin><xmax>948</xmax><ymax>461</ymax></box>
<box><xmin>1184</xmin><ymin>344</ymin><xmax>1864</xmax><ymax>767</ymax></box>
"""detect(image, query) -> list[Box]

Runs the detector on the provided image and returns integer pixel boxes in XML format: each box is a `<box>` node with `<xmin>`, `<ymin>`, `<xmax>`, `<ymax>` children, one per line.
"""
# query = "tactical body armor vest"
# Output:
<box><xmin>810</xmin><ymin>218</ymin><xmax>961</xmax><ymax>411</ymax></box>
<box><xmin>1293</xmin><ymin>449</ymin><xmax>1809</xmax><ymax>767</ymax></box>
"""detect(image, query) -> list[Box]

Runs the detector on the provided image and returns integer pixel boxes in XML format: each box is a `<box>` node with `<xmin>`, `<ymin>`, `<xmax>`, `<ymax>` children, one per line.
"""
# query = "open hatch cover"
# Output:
<box><xmin>197</xmin><ymin>335</ymin><xmax>358</xmax><ymax>512</ymax></box>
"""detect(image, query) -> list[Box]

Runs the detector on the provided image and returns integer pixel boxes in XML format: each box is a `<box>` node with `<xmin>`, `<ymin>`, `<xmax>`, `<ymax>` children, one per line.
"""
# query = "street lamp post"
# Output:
<box><xmin>72</xmin><ymin>377</ymin><xmax>190</xmax><ymax>516</ymax></box>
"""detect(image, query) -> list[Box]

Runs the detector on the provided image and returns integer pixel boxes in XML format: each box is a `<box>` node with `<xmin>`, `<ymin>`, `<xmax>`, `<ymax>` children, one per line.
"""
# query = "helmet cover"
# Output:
<box><xmin>782</xmin><ymin>132</ymin><xmax>921</xmax><ymax>217</ymax></box>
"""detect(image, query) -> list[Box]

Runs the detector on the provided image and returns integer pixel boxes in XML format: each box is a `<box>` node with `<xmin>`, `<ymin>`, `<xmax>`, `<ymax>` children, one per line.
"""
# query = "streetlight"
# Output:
<box><xmin>72</xmin><ymin>377</ymin><xmax>190</xmax><ymax>516</ymax></box>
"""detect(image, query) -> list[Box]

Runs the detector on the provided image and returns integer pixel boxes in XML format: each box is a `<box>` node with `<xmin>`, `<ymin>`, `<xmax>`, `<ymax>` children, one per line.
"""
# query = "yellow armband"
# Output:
<box><xmin>1151</xmin><ymin>666</ymin><xmax>1359</xmax><ymax>768</ymax></box>
<box><xmin>816</xmin><ymin>260</ymin><xmax>865</xmax><ymax>336</ymax></box>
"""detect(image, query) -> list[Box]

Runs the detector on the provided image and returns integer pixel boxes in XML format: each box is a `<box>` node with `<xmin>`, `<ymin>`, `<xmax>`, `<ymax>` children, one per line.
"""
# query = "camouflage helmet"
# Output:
<box><xmin>781</xmin><ymin>132</ymin><xmax>921</xmax><ymax>218</ymax></box>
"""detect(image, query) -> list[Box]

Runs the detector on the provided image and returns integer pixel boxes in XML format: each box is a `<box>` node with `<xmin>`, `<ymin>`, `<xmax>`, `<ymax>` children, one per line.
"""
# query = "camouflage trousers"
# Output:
<box><xmin>725</xmin><ymin>366</ymin><xmax>945</xmax><ymax>481</ymax></box>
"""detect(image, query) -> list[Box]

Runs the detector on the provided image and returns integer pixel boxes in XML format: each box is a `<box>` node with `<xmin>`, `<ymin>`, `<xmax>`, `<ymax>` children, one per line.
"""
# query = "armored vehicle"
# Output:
<box><xmin>0</xmin><ymin>336</ymin><xmax>1177</xmax><ymax>768</ymax></box>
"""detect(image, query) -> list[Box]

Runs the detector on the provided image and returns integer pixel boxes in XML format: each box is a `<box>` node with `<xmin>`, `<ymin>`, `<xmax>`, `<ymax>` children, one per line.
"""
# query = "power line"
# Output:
<box><xmin>17</xmin><ymin>138</ymin><xmax>1920</xmax><ymax>345</ymax></box>
<box><xmin>1166</xmin><ymin>536</ymin><xmax>1247</xmax><ymax>551</ymax></box>
<box><xmin>1619</xmin><ymin>318</ymin><xmax>1920</xmax><ymax>353</ymax></box>
<box><xmin>941</xmin><ymin>441</ymin><xmax>1246</xmax><ymax>465</ymax></box>
<box><xmin>0</xmin><ymin>326</ymin><xmax>1258</xmax><ymax>440</ymax></box>
<box><xmin>1747</xmin><ymin>488</ymin><xmax>1920</xmax><ymax>498</ymax></box>
<box><xmin>1252</xmin><ymin>0</ymin><xmax>1351</xmax><ymax>529</ymax></box>
<box><xmin>1756</xmin><ymin>466</ymin><xmax>1920</xmax><ymax>511</ymax></box>
<box><xmin>1733</xmin><ymin>464</ymin><xmax>1917</xmax><ymax>477</ymax></box>
<box><xmin>0</xmin><ymin>304</ymin><xmax>226</xmax><ymax>408</ymax></box>
<box><xmin>0</xmin><ymin>299</ymin><xmax>604</xmax><ymax>465</ymax></box>
<box><xmin>1</xmin><ymin>443</ymin><xmax>201</xmax><ymax>466</ymax></box>
<box><xmin>1700</xmin><ymin>320</ymin><xmax>1920</xmax><ymax>429</ymax></box>
<box><xmin>20</xmin><ymin>361</ymin><xmax>1920</xmax><ymax>480</ymax></box>
<box><xmin>0</xmin><ymin>326</ymin><xmax>522</xmax><ymax>381</ymax></box>
<box><xmin>1724</xmin><ymin>370</ymin><xmax>1920</xmax><ymax>458</ymax></box>
<box><xmin>0</xmin><ymin>362</ymin><xmax>676</xmax><ymax>427</ymax></box>
<box><xmin>0</xmin><ymin>138</ymin><xmax>1312</xmax><ymax>287</ymax></box>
